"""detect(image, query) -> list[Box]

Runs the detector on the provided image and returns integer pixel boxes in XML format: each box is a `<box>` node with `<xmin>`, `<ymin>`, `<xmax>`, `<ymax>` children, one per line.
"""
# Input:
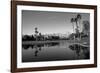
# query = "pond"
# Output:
<box><xmin>22</xmin><ymin>41</ymin><xmax>90</xmax><ymax>62</ymax></box>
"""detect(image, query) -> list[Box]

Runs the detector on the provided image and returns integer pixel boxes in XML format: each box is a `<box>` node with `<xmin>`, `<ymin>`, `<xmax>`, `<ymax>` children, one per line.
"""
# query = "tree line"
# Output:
<box><xmin>22</xmin><ymin>35</ymin><xmax>67</xmax><ymax>41</ymax></box>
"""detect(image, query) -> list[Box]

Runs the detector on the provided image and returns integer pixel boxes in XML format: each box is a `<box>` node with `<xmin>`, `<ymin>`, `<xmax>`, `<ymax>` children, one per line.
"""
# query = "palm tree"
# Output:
<box><xmin>77</xmin><ymin>14</ymin><xmax>82</xmax><ymax>39</ymax></box>
<box><xmin>75</xmin><ymin>14</ymin><xmax>81</xmax><ymax>31</ymax></box>
<box><xmin>70</xmin><ymin>14</ymin><xmax>82</xmax><ymax>40</ymax></box>
<box><xmin>74</xmin><ymin>14</ymin><xmax>82</xmax><ymax>40</ymax></box>
<box><xmin>35</xmin><ymin>27</ymin><xmax>39</xmax><ymax>41</ymax></box>
<box><xmin>74</xmin><ymin>17</ymin><xmax>80</xmax><ymax>40</ymax></box>
<box><xmin>71</xmin><ymin>18</ymin><xmax>75</xmax><ymax>34</ymax></box>
<box><xmin>74</xmin><ymin>18</ymin><xmax>79</xmax><ymax>29</ymax></box>
<box><xmin>77</xmin><ymin>14</ymin><xmax>81</xmax><ymax>22</ymax></box>
<box><xmin>77</xmin><ymin>14</ymin><xmax>81</xmax><ymax>30</ymax></box>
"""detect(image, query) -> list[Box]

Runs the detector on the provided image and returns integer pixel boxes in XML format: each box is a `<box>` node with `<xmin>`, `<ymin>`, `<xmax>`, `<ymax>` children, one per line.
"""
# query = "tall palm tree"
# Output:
<box><xmin>76</xmin><ymin>14</ymin><xmax>82</xmax><ymax>39</ymax></box>
<box><xmin>71</xmin><ymin>18</ymin><xmax>75</xmax><ymax>34</ymax></box>
<box><xmin>70</xmin><ymin>14</ymin><xmax>82</xmax><ymax>40</ymax></box>
<box><xmin>77</xmin><ymin>14</ymin><xmax>81</xmax><ymax>30</ymax></box>
<box><xmin>74</xmin><ymin>14</ymin><xmax>82</xmax><ymax>32</ymax></box>
<box><xmin>71</xmin><ymin>18</ymin><xmax>76</xmax><ymax>43</ymax></box>
<box><xmin>74</xmin><ymin>17</ymin><xmax>79</xmax><ymax>39</ymax></box>
<box><xmin>74</xmin><ymin>14</ymin><xmax>82</xmax><ymax>40</ymax></box>
<box><xmin>35</xmin><ymin>27</ymin><xmax>39</xmax><ymax>41</ymax></box>
<box><xmin>77</xmin><ymin>14</ymin><xmax>81</xmax><ymax>22</ymax></box>
<box><xmin>74</xmin><ymin>18</ymin><xmax>79</xmax><ymax>29</ymax></box>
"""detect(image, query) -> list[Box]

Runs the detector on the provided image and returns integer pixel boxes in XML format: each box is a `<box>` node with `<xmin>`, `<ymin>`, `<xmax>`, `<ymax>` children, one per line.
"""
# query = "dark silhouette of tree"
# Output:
<box><xmin>74</xmin><ymin>14</ymin><xmax>82</xmax><ymax>39</ymax></box>
<box><xmin>76</xmin><ymin>14</ymin><xmax>82</xmax><ymax>39</ymax></box>
<box><xmin>71</xmin><ymin>18</ymin><xmax>75</xmax><ymax>34</ymax></box>
<box><xmin>35</xmin><ymin>27</ymin><xmax>38</xmax><ymax>34</ymax></box>
<box><xmin>77</xmin><ymin>14</ymin><xmax>81</xmax><ymax>24</ymax></box>
<box><xmin>35</xmin><ymin>27</ymin><xmax>39</xmax><ymax>41</ymax></box>
<box><xmin>76</xmin><ymin>14</ymin><xmax>82</xmax><ymax>29</ymax></box>
<box><xmin>74</xmin><ymin>18</ymin><xmax>79</xmax><ymax>29</ymax></box>
<box><xmin>82</xmin><ymin>21</ymin><xmax>90</xmax><ymax>36</ymax></box>
<box><xmin>70</xmin><ymin>14</ymin><xmax>82</xmax><ymax>40</ymax></box>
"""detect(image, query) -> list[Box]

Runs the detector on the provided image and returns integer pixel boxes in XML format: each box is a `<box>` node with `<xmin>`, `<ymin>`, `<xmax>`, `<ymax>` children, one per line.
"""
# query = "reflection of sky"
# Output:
<box><xmin>22</xmin><ymin>10</ymin><xmax>90</xmax><ymax>35</ymax></box>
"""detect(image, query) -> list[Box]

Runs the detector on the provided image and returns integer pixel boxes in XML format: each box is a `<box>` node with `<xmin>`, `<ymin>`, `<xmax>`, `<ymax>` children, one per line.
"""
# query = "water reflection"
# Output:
<box><xmin>22</xmin><ymin>41</ymin><xmax>90</xmax><ymax>62</ymax></box>
<box><xmin>22</xmin><ymin>42</ymin><xmax>59</xmax><ymax>57</ymax></box>
<box><xmin>69</xmin><ymin>44</ymin><xmax>90</xmax><ymax>59</ymax></box>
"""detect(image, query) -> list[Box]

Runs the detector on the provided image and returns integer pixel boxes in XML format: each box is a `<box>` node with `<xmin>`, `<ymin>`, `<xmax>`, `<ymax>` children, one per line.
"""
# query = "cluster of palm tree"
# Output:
<box><xmin>70</xmin><ymin>14</ymin><xmax>82</xmax><ymax>40</ymax></box>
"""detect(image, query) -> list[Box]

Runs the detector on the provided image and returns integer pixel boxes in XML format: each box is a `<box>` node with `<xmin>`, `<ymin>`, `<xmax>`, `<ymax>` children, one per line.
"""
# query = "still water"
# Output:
<box><xmin>22</xmin><ymin>41</ymin><xmax>90</xmax><ymax>62</ymax></box>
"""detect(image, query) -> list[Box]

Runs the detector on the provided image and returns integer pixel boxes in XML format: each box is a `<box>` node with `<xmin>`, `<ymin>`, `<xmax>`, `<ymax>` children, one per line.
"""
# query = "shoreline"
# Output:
<box><xmin>22</xmin><ymin>39</ymin><xmax>89</xmax><ymax>47</ymax></box>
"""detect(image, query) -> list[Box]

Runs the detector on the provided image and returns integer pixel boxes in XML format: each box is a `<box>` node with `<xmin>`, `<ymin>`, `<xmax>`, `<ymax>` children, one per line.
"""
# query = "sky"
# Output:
<box><xmin>22</xmin><ymin>10</ymin><xmax>90</xmax><ymax>35</ymax></box>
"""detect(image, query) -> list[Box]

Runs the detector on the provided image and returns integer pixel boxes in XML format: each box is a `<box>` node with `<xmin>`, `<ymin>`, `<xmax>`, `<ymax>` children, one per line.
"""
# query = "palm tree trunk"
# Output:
<box><xmin>79</xmin><ymin>19</ymin><xmax>81</xmax><ymax>40</ymax></box>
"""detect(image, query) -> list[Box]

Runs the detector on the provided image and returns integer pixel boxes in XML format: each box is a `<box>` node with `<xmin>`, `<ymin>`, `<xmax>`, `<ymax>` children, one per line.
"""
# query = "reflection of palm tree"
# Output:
<box><xmin>34</xmin><ymin>44</ymin><xmax>42</xmax><ymax>57</ymax></box>
<box><xmin>35</xmin><ymin>50</ymin><xmax>38</xmax><ymax>57</ymax></box>
<box><xmin>69</xmin><ymin>44</ymin><xmax>81</xmax><ymax>59</ymax></box>
<box><xmin>39</xmin><ymin>47</ymin><xmax>42</xmax><ymax>51</ymax></box>
<box><xmin>34</xmin><ymin>45</ymin><xmax>38</xmax><ymax>57</ymax></box>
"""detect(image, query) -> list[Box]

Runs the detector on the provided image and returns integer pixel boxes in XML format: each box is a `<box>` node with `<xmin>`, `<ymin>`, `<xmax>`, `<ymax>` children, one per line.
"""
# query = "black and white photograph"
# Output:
<box><xmin>22</xmin><ymin>10</ymin><xmax>90</xmax><ymax>62</ymax></box>
<box><xmin>11</xmin><ymin>1</ymin><xmax>97</xmax><ymax>72</ymax></box>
